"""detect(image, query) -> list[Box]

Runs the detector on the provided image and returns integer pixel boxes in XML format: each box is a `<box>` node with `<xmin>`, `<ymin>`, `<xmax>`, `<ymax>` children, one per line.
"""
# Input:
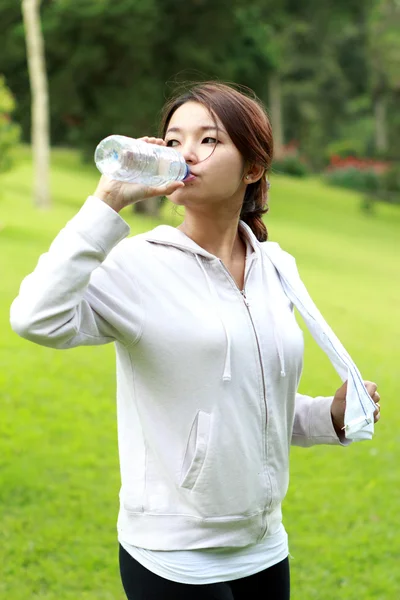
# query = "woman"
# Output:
<box><xmin>10</xmin><ymin>82</ymin><xmax>380</xmax><ymax>599</ymax></box>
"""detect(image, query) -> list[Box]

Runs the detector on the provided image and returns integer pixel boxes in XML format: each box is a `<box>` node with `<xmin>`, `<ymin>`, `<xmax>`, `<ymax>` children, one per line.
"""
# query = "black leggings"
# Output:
<box><xmin>119</xmin><ymin>543</ymin><xmax>290</xmax><ymax>600</ymax></box>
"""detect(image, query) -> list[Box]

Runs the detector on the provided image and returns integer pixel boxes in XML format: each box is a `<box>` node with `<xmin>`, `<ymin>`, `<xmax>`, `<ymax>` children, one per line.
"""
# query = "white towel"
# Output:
<box><xmin>263</xmin><ymin>243</ymin><xmax>376</xmax><ymax>441</ymax></box>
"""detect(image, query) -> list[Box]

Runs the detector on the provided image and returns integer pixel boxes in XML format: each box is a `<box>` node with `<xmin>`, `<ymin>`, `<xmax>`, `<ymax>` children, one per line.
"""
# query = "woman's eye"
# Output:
<box><xmin>166</xmin><ymin>137</ymin><xmax>219</xmax><ymax>147</ymax></box>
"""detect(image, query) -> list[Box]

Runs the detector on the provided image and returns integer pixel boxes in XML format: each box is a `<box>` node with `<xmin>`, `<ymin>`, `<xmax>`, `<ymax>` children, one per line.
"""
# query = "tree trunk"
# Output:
<box><xmin>22</xmin><ymin>0</ymin><xmax>51</xmax><ymax>208</ymax></box>
<box><xmin>374</xmin><ymin>93</ymin><xmax>388</xmax><ymax>155</ymax></box>
<box><xmin>268</xmin><ymin>72</ymin><xmax>284</xmax><ymax>159</ymax></box>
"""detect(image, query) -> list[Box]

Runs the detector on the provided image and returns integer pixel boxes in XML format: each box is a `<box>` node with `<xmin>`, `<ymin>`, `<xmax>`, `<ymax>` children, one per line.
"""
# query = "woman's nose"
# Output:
<box><xmin>180</xmin><ymin>144</ymin><xmax>198</xmax><ymax>165</ymax></box>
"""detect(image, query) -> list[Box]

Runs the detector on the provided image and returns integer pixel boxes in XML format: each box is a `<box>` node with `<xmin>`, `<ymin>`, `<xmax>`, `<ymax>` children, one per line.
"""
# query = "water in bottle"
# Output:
<box><xmin>94</xmin><ymin>135</ymin><xmax>190</xmax><ymax>186</ymax></box>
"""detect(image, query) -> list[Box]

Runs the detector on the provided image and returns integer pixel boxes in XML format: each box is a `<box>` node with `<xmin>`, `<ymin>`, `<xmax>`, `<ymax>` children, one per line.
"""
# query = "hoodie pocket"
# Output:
<box><xmin>180</xmin><ymin>410</ymin><xmax>211</xmax><ymax>490</ymax></box>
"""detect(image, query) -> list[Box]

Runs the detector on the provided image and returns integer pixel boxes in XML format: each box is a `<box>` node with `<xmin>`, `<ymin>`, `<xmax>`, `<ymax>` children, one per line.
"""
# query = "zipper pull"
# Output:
<box><xmin>241</xmin><ymin>290</ymin><xmax>249</xmax><ymax>307</ymax></box>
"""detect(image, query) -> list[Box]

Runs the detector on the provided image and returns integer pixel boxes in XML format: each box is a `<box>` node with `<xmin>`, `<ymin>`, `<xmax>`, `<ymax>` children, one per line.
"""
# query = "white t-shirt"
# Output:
<box><xmin>119</xmin><ymin>524</ymin><xmax>288</xmax><ymax>585</ymax></box>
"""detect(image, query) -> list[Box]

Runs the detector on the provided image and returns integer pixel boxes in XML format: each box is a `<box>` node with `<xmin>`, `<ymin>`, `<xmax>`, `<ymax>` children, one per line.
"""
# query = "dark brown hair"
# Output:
<box><xmin>159</xmin><ymin>81</ymin><xmax>273</xmax><ymax>242</ymax></box>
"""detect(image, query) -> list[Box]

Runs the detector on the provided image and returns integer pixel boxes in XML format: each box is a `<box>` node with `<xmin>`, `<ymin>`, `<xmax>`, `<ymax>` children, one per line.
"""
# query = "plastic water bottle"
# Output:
<box><xmin>94</xmin><ymin>135</ymin><xmax>190</xmax><ymax>186</ymax></box>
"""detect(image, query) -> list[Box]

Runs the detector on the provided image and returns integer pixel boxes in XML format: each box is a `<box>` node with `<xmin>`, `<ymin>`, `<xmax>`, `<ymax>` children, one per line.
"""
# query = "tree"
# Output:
<box><xmin>0</xmin><ymin>75</ymin><xmax>21</xmax><ymax>173</ymax></box>
<box><xmin>230</xmin><ymin>3</ymin><xmax>285</xmax><ymax>157</ymax></box>
<box><xmin>1</xmin><ymin>0</ymin><xmax>397</xmax><ymax>178</ymax></box>
<box><xmin>21</xmin><ymin>0</ymin><xmax>50</xmax><ymax>208</ymax></box>
<box><xmin>367</xmin><ymin>0</ymin><xmax>400</xmax><ymax>154</ymax></box>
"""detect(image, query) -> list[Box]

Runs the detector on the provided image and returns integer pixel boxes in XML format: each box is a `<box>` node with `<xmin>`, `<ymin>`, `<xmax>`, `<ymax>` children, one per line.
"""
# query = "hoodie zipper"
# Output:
<box><xmin>219</xmin><ymin>259</ymin><xmax>273</xmax><ymax>540</ymax></box>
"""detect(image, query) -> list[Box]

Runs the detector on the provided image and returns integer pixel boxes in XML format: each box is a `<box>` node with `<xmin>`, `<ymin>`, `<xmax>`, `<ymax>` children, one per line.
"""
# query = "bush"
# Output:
<box><xmin>381</xmin><ymin>165</ymin><xmax>400</xmax><ymax>193</ymax></box>
<box><xmin>325</xmin><ymin>139</ymin><xmax>365</xmax><ymax>161</ymax></box>
<box><xmin>323</xmin><ymin>155</ymin><xmax>395</xmax><ymax>196</ymax></box>
<box><xmin>272</xmin><ymin>142</ymin><xmax>310</xmax><ymax>178</ymax></box>
<box><xmin>273</xmin><ymin>154</ymin><xmax>309</xmax><ymax>178</ymax></box>
<box><xmin>324</xmin><ymin>167</ymin><xmax>381</xmax><ymax>193</ymax></box>
<box><xmin>0</xmin><ymin>75</ymin><xmax>21</xmax><ymax>173</ymax></box>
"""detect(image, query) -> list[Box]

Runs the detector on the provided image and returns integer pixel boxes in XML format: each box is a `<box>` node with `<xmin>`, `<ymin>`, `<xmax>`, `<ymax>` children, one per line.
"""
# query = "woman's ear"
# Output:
<box><xmin>243</xmin><ymin>164</ymin><xmax>265</xmax><ymax>184</ymax></box>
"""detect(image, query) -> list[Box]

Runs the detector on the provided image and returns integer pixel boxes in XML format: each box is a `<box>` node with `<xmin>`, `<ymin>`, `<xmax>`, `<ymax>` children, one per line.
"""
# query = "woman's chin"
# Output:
<box><xmin>165</xmin><ymin>192</ymin><xmax>185</xmax><ymax>206</ymax></box>
<box><xmin>166</xmin><ymin>187</ymin><xmax>198</xmax><ymax>205</ymax></box>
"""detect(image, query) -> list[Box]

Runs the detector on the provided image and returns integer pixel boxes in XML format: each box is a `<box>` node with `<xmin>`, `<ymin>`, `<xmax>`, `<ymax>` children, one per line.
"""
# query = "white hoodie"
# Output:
<box><xmin>10</xmin><ymin>196</ymin><xmax>375</xmax><ymax>551</ymax></box>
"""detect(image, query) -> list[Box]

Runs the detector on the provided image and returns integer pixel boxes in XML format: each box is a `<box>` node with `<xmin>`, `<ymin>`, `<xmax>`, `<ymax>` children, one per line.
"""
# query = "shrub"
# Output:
<box><xmin>325</xmin><ymin>139</ymin><xmax>365</xmax><ymax>161</ymax></box>
<box><xmin>324</xmin><ymin>167</ymin><xmax>381</xmax><ymax>193</ymax></box>
<box><xmin>381</xmin><ymin>165</ymin><xmax>400</xmax><ymax>193</ymax></box>
<box><xmin>323</xmin><ymin>154</ymin><xmax>394</xmax><ymax>195</ymax></box>
<box><xmin>327</xmin><ymin>155</ymin><xmax>389</xmax><ymax>174</ymax></box>
<box><xmin>272</xmin><ymin>141</ymin><xmax>310</xmax><ymax>178</ymax></box>
<box><xmin>0</xmin><ymin>75</ymin><xmax>21</xmax><ymax>173</ymax></box>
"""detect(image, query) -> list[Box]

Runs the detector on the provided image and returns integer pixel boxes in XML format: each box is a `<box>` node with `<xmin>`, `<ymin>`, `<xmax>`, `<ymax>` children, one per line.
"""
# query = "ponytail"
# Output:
<box><xmin>240</xmin><ymin>176</ymin><xmax>269</xmax><ymax>242</ymax></box>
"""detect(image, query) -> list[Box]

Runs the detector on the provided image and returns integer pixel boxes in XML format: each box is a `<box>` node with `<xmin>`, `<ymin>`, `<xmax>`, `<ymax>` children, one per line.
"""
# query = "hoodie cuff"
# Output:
<box><xmin>310</xmin><ymin>396</ymin><xmax>351</xmax><ymax>446</ymax></box>
<box><xmin>65</xmin><ymin>196</ymin><xmax>130</xmax><ymax>255</ymax></box>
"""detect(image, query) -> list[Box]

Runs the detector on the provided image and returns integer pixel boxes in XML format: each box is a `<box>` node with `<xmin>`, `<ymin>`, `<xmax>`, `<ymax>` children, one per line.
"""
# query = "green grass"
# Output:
<box><xmin>1</xmin><ymin>147</ymin><xmax>399</xmax><ymax>599</ymax></box>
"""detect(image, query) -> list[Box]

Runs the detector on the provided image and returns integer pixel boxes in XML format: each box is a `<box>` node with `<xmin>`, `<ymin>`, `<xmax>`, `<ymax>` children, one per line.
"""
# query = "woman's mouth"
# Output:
<box><xmin>183</xmin><ymin>174</ymin><xmax>197</xmax><ymax>183</ymax></box>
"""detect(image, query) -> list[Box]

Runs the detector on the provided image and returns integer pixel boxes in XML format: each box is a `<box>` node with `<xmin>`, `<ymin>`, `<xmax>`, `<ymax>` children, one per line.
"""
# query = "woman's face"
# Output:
<box><xmin>164</xmin><ymin>101</ymin><xmax>247</xmax><ymax>212</ymax></box>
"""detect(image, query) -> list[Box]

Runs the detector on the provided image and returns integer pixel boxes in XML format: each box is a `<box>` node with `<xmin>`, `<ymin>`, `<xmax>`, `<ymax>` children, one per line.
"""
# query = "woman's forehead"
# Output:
<box><xmin>168</xmin><ymin>101</ymin><xmax>224</xmax><ymax>131</ymax></box>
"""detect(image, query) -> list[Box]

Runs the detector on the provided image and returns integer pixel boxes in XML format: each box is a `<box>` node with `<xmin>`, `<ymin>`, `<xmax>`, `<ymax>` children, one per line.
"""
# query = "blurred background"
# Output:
<box><xmin>1</xmin><ymin>1</ymin><xmax>399</xmax><ymax>599</ymax></box>
<box><xmin>1</xmin><ymin>0</ymin><xmax>400</xmax><ymax>201</ymax></box>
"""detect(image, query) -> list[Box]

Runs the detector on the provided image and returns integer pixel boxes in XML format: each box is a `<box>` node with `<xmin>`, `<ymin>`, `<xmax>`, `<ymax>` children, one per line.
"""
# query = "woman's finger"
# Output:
<box><xmin>373</xmin><ymin>396</ymin><xmax>381</xmax><ymax>423</ymax></box>
<box><xmin>143</xmin><ymin>180</ymin><xmax>185</xmax><ymax>198</ymax></box>
<box><xmin>161</xmin><ymin>181</ymin><xmax>185</xmax><ymax>195</ymax></box>
<box><xmin>137</xmin><ymin>136</ymin><xmax>166</xmax><ymax>146</ymax></box>
<box><xmin>364</xmin><ymin>380</ymin><xmax>378</xmax><ymax>396</ymax></box>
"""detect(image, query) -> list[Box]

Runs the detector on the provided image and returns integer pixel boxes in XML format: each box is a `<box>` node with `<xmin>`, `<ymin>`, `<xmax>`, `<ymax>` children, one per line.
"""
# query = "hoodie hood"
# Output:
<box><xmin>145</xmin><ymin>220</ymin><xmax>260</xmax><ymax>260</ymax></box>
<box><xmin>145</xmin><ymin>221</ymin><xmax>287</xmax><ymax>382</ymax></box>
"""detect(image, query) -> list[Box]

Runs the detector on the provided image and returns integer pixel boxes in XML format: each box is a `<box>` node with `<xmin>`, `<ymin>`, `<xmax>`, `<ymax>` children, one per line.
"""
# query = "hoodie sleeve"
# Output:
<box><xmin>10</xmin><ymin>196</ymin><xmax>143</xmax><ymax>349</ymax></box>
<box><xmin>291</xmin><ymin>393</ymin><xmax>349</xmax><ymax>446</ymax></box>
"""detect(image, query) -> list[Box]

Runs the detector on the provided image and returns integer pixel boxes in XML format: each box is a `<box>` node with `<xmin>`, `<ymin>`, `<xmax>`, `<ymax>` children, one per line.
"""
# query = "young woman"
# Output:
<box><xmin>10</xmin><ymin>82</ymin><xmax>380</xmax><ymax>600</ymax></box>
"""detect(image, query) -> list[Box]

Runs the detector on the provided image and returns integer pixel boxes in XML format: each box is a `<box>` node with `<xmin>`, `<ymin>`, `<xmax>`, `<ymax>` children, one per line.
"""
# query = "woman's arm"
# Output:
<box><xmin>10</xmin><ymin>197</ymin><xmax>138</xmax><ymax>348</ymax></box>
<box><xmin>10</xmin><ymin>153</ymin><xmax>185</xmax><ymax>349</ymax></box>
<box><xmin>291</xmin><ymin>393</ymin><xmax>344</xmax><ymax>447</ymax></box>
<box><xmin>291</xmin><ymin>381</ymin><xmax>380</xmax><ymax>447</ymax></box>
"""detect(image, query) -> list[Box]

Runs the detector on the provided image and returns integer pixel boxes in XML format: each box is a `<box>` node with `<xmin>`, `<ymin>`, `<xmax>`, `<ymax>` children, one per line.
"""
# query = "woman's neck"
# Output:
<box><xmin>177</xmin><ymin>212</ymin><xmax>244</xmax><ymax>264</ymax></box>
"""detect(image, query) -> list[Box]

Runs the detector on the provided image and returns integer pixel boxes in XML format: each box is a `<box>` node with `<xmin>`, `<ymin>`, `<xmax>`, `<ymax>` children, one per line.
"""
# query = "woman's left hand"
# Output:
<box><xmin>331</xmin><ymin>380</ymin><xmax>381</xmax><ymax>434</ymax></box>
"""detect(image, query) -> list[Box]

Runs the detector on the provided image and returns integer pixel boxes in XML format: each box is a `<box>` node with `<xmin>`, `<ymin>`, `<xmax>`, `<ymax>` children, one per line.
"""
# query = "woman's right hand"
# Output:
<box><xmin>93</xmin><ymin>136</ymin><xmax>185</xmax><ymax>213</ymax></box>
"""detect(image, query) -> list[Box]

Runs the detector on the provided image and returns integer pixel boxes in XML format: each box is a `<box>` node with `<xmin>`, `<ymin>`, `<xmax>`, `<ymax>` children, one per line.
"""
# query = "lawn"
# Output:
<box><xmin>1</xmin><ymin>147</ymin><xmax>399</xmax><ymax>599</ymax></box>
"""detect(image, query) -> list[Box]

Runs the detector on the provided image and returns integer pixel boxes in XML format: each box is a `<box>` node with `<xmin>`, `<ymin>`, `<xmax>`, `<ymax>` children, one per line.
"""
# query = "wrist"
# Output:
<box><xmin>330</xmin><ymin>410</ymin><xmax>345</xmax><ymax>439</ymax></box>
<box><xmin>97</xmin><ymin>193</ymin><xmax>124</xmax><ymax>214</ymax></box>
<box><xmin>93</xmin><ymin>181</ymin><xmax>124</xmax><ymax>213</ymax></box>
<box><xmin>331</xmin><ymin>417</ymin><xmax>342</xmax><ymax>437</ymax></box>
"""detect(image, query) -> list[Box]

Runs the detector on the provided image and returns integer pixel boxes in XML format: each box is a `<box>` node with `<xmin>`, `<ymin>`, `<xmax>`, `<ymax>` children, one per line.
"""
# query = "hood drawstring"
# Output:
<box><xmin>196</xmin><ymin>250</ymin><xmax>286</xmax><ymax>382</ymax></box>
<box><xmin>195</xmin><ymin>255</ymin><xmax>232</xmax><ymax>382</ymax></box>
<box><xmin>260</xmin><ymin>252</ymin><xmax>286</xmax><ymax>378</ymax></box>
<box><xmin>275</xmin><ymin>330</ymin><xmax>287</xmax><ymax>379</ymax></box>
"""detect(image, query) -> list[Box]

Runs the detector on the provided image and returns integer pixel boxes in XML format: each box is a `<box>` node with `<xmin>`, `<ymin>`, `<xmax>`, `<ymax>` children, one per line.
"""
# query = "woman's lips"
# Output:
<box><xmin>183</xmin><ymin>174</ymin><xmax>197</xmax><ymax>182</ymax></box>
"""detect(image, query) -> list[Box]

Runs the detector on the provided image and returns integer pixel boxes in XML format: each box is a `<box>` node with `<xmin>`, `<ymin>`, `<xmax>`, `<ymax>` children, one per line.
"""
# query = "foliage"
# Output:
<box><xmin>323</xmin><ymin>155</ymin><xmax>400</xmax><ymax>200</ymax></box>
<box><xmin>381</xmin><ymin>164</ymin><xmax>400</xmax><ymax>193</ymax></box>
<box><xmin>1</xmin><ymin>147</ymin><xmax>400</xmax><ymax>599</ymax></box>
<box><xmin>0</xmin><ymin>75</ymin><xmax>20</xmax><ymax>173</ymax></box>
<box><xmin>324</xmin><ymin>166</ymin><xmax>381</xmax><ymax>193</ymax></box>
<box><xmin>327</xmin><ymin>155</ymin><xmax>389</xmax><ymax>174</ymax></box>
<box><xmin>272</xmin><ymin>141</ymin><xmax>310</xmax><ymax>178</ymax></box>
<box><xmin>0</xmin><ymin>0</ymin><xmax>399</xmax><ymax>165</ymax></box>
<box><xmin>368</xmin><ymin>0</ymin><xmax>400</xmax><ymax>92</ymax></box>
<box><xmin>325</xmin><ymin>139</ymin><xmax>367</xmax><ymax>161</ymax></box>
